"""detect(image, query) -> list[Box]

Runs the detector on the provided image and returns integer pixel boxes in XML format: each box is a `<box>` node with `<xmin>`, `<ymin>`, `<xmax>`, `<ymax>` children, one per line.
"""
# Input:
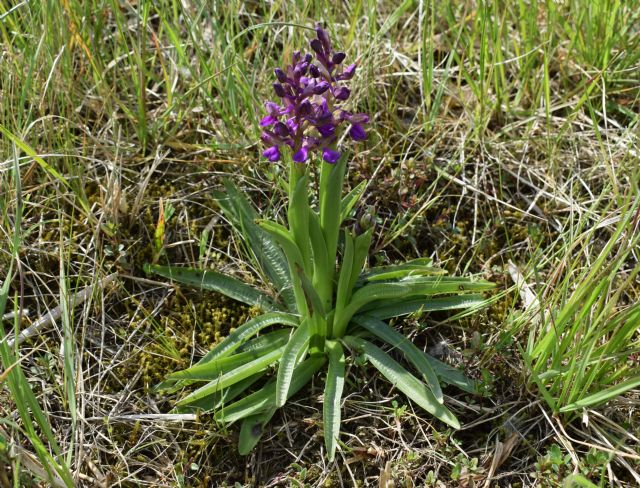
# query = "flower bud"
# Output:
<box><xmin>316</xmin><ymin>25</ymin><xmax>331</xmax><ymax>53</ymax></box>
<box><xmin>332</xmin><ymin>52</ymin><xmax>346</xmax><ymax>65</ymax></box>
<box><xmin>322</xmin><ymin>148</ymin><xmax>341</xmax><ymax>164</ymax></box>
<box><xmin>309</xmin><ymin>64</ymin><xmax>321</xmax><ymax>78</ymax></box>
<box><xmin>310</xmin><ymin>39</ymin><xmax>323</xmax><ymax>55</ymax></box>
<box><xmin>313</xmin><ymin>81</ymin><xmax>330</xmax><ymax>94</ymax></box>
<box><xmin>273</xmin><ymin>122</ymin><xmax>290</xmax><ymax>137</ymax></box>
<box><xmin>298</xmin><ymin>100</ymin><xmax>312</xmax><ymax>116</ymax></box>
<box><xmin>274</xmin><ymin>68</ymin><xmax>287</xmax><ymax>83</ymax></box>
<box><xmin>359</xmin><ymin>206</ymin><xmax>376</xmax><ymax>231</ymax></box>
<box><xmin>272</xmin><ymin>83</ymin><xmax>286</xmax><ymax>97</ymax></box>
<box><xmin>334</xmin><ymin>87</ymin><xmax>350</xmax><ymax>100</ymax></box>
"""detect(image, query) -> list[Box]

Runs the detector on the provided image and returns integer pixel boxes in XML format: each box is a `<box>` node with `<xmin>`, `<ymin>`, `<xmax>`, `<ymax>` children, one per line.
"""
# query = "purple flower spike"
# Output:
<box><xmin>263</xmin><ymin>146</ymin><xmax>280</xmax><ymax>161</ymax></box>
<box><xmin>259</xmin><ymin>23</ymin><xmax>368</xmax><ymax>163</ymax></box>
<box><xmin>293</xmin><ymin>146</ymin><xmax>309</xmax><ymax>163</ymax></box>
<box><xmin>322</xmin><ymin>148</ymin><xmax>341</xmax><ymax>164</ymax></box>
<box><xmin>349</xmin><ymin>124</ymin><xmax>367</xmax><ymax>141</ymax></box>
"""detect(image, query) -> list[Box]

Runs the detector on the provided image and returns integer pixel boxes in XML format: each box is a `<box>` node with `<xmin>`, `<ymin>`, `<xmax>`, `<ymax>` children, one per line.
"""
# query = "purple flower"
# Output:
<box><xmin>259</xmin><ymin>23</ymin><xmax>369</xmax><ymax>163</ymax></box>
<box><xmin>263</xmin><ymin>146</ymin><xmax>280</xmax><ymax>161</ymax></box>
<box><xmin>293</xmin><ymin>146</ymin><xmax>309</xmax><ymax>163</ymax></box>
<box><xmin>349</xmin><ymin>124</ymin><xmax>366</xmax><ymax>141</ymax></box>
<box><xmin>322</xmin><ymin>148</ymin><xmax>341</xmax><ymax>164</ymax></box>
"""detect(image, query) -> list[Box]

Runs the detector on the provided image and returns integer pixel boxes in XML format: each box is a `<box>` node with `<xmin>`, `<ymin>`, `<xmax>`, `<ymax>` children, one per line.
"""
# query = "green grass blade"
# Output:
<box><xmin>559</xmin><ymin>376</ymin><xmax>640</xmax><ymax>413</ymax></box>
<box><xmin>353</xmin><ymin>315</ymin><xmax>443</xmax><ymax>403</ymax></box>
<box><xmin>276</xmin><ymin>320</ymin><xmax>310</xmax><ymax>407</ymax></box>
<box><xmin>145</xmin><ymin>264</ymin><xmax>279</xmax><ymax>311</ymax></box>
<box><xmin>324</xmin><ymin>340</ymin><xmax>345</xmax><ymax>462</ymax></box>
<box><xmin>342</xmin><ymin>336</ymin><xmax>460</xmax><ymax>429</ymax></box>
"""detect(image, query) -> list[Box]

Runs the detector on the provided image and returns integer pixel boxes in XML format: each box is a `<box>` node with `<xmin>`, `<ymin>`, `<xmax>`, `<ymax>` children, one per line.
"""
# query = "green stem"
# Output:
<box><xmin>288</xmin><ymin>159</ymin><xmax>312</xmax><ymax>275</ymax></box>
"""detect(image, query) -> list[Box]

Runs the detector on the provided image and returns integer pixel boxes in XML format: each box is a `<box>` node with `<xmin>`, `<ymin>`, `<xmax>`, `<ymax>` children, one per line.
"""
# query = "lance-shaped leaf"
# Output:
<box><xmin>364</xmin><ymin>294</ymin><xmax>488</xmax><ymax>320</ymax></box>
<box><xmin>340</xmin><ymin>180</ymin><xmax>366</xmax><ymax>223</ymax></box>
<box><xmin>324</xmin><ymin>340</ymin><xmax>345</xmax><ymax>462</ymax></box>
<box><xmin>145</xmin><ymin>264</ymin><xmax>279</xmax><ymax>311</ymax></box>
<box><xmin>276</xmin><ymin>320</ymin><xmax>310</xmax><ymax>407</ymax></box>
<box><xmin>342</xmin><ymin>336</ymin><xmax>460</xmax><ymax>429</ymax></box>
<box><xmin>172</xmin><ymin>372</ymin><xmax>265</xmax><ymax>414</ymax></box>
<box><xmin>197</xmin><ymin>312</ymin><xmax>298</xmax><ymax>365</ymax></box>
<box><xmin>167</xmin><ymin>334</ymin><xmax>289</xmax><ymax>382</ymax></box>
<box><xmin>360</xmin><ymin>257</ymin><xmax>445</xmax><ymax>282</ymax></box>
<box><xmin>334</xmin><ymin>277</ymin><xmax>494</xmax><ymax>336</ymax></box>
<box><xmin>308</xmin><ymin>211</ymin><xmax>331</xmax><ymax>310</ymax></box>
<box><xmin>155</xmin><ymin>313</ymin><xmax>298</xmax><ymax>394</ymax></box>
<box><xmin>214</xmin><ymin>179</ymin><xmax>296</xmax><ymax>309</ymax></box>
<box><xmin>215</xmin><ymin>356</ymin><xmax>326</xmax><ymax>424</ymax></box>
<box><xmin>351</xmin><ymin>315</ymin><xmax>479</xmax><ymax>394</ymax></box>
<box><xmin>258</xmin><ymin>219</ymin><xmax>311</xmax><ymax>316</ymax></box>
<box><xmin>177</xmin><ymin>346</ymin><xmax>285</xmax><ymax>406</ymax></box>
<box><xmin>238</xmin><ymin>407</ymin><xmax>278</xmax><ymax>455</ymax></box>
<box><xmin>353</xmin><ymin>315</ymin><xmax>443</xmax><ymax>402</ymax></box>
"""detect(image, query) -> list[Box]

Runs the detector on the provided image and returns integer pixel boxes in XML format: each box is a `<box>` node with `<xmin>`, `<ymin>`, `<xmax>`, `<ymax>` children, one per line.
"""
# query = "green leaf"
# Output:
<box><xmin>288</xmin><ymin>164</ymin><xmax>312</xmax><ymax>272</ymax></box>
<box><xmin>361</xmin><ymin>258</ymin><xmax>446</xmax><ymax>282</ymax></box>
<box><xmin>340</xmin><ymin>181</ymin><xmax>367</xmax><ymax>223</ymax></box>
<box><xmin>334</xmin><ymin>230</ymin><xmax>355</xmax><ymax>323</ymax></box>
<box><xmin>171</xmin><ymin>372</ymin><xmax>265</xmax><ymax>414</ymax></box>
<box><xmin>324</xmin><ymin>341</ymin><xmax>345</xmax><ymax>462</ymax></box>
<box><xmin>177</xmin><ymin>346</ymin><xmax>285</xmax><ymax>406</ymax></box>
<box><xmin>334</xmin><ymin>277</ymin><xmax>494</xmax><ymax>336</ymax></box>
<box><xmin>238</xmin><ymin>408</ymin><xmax>278</xmax><ymax>455</ymax></box>
<box><xmin>365</xmin><ymin>294</ymin><xmax>489</xmax><ymax>320</ymax></box>
<box><xmin>214</xmin><ymin>179</ymin><xmax>296</xmax><ymax>310</ymax></box>
<box><xmin>167</xmin><ymin>334</ymin><xmax>289</xmax><ymax>382</ymax></box>
<box><xmin>308</xmin><ymin>210</ymin><xmax>331</xmax><ymax>310</ymax></box>
<box><xmin>215</xmin><ymin>356</ymin><xmax>326</xmax><ymax>424</ymax></box>
<box><xmin>258</xmin><ymin>219</ymin><xmax>310</xmax><ymax>316</ymax></box>
<box><xmin>353</xmin><ymin>316</ymin><xmax>443</xmax><ymax>403</ymax></box>
<box><xmin>276</xmin><ymin>320</ymin><xmax>310</xmax><ymax>407</ymax></box>
<box><xmin>342</xmin><ymin>336</ymin><xmax>460</xmax><ymax>429</ymax></box>
<box><xmin>559</xmin><ymin>376</ymin><xmax>640</xmax><ymax>412</ymax></box>
<box><xmin>145</xmin><ymin>264</ymin><xmax>279</xmax><ymax>311</ymax></box>
<box><xmin>349</xmin><ymin>229</ymin><xmax>373</xmax><ymax>292</ymax></box>
<box><xmin>196</xmin><ymin>312</ymin><xmax>298</xmax><ymax>365</ymax></box>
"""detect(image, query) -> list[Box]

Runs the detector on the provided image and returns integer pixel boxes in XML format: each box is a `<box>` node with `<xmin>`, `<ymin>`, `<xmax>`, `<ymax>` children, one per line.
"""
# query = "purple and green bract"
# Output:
<box><xmin>148</xmin><ymin>22</ymin><xmax>493</xmax><ymax>463</ymax></box>
<box><xmin>260</xmin><ymin>24</ymin><xmax>369</xmax><ymax>164</ymax></box>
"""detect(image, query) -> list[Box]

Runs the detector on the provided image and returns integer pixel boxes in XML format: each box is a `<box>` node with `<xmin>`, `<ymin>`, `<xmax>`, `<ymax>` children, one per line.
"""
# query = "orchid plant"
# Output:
<box><xmin>146</xmin><ymin>24</ymin><xmax>494</xmax><ymax>461</ymax></box>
